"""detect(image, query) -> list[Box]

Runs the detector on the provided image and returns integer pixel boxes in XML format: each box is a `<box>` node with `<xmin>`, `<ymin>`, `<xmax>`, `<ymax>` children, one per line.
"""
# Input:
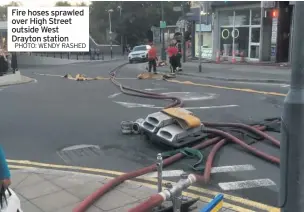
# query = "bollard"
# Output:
<box><xmin>67</xmin><ymin>52</ymin><xmax>70</xmax><ymax>60</ymax></box>
<box><xmin>101</xmin><ymin>52</ymin><xmax>104</xmax><ymax>60</ymax></box>
<box><xmin>76</xmin><ymin>53</ymin><xmax>79</xmax><ymax>60</ymax></box>
<box><xmin>156</xmin><ymin>153</ymin><xmax>163</xmax><ymax>193</ymax></box>
<box><xmin>53</xmin><ymin>52</ymin><xmax>56</xmax><ymax>58</ymax></box>
<box><xmin>60</xmin><ymin>52</ymin><xmax>63</xmax><ymax>59</ymax></box>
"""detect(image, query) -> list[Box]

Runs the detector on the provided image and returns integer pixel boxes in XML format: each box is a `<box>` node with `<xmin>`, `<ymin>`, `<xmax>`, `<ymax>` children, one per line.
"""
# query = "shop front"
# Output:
<box><xmin>195</xmin><ymin>23</ymin><xmax>212</xmax><ymax>60</ymax></box>
<box><xmin>213</xmin><ymin>3</ymin><xmax>262</xmax><ymax>61</ymax></box>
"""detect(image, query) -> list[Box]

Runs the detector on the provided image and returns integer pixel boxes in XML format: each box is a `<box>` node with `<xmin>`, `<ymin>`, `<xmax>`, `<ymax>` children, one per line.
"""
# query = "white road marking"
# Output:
<box><xmin>185</xmin><ymin>105</ymin><xmax>239</xmax><ymax>110</ymax></box>
<box><xmin>144</xmin><ymin>88</ymin><xmax>167</xmax><ymax>91</ymax></box>
<box><xmin>114</xmin><ymin>101</ymin><xmax>157</xmax><ymax>108</ymax></box>
<box><xmin>108</xmin><ymin>92</ymin><xmax>122</xmax><ymax>98</ymax></box>
<box><xmin>143</xmin><ymin>165</ymin><xmax>255</xmax><ymax>178</ymax></box>
<box><xmin>114</xmin><ymin>101</ymin><xmax>238</xmax><ymax>110</ymax></box>
<box><xmin>161</xmin><ymin>92</ymin><xmax>218</xmax><ymax>101</ymax></box>
<box><xmin>211</xmin><ymin>165</ymin><xmax>256</xmax><ymax>173</ymax></box>
<box><xmin>218</xmin><ymin>179</ymin><xmax>276</xmax><ymax>191</ymax></box>
<box><xmin>280</xmin><ymin>84</ymin><xmax>290</xmax><ymax>87</ymax></box>
<box><xmin>33</xmin><ymin>73</ymin><xmax>63</xmax><ymax>77</ymax></box>
<box><xmin>143</xmin><ymin>170</ymin><xmax>184</xmax><ymax>178</ymax></box>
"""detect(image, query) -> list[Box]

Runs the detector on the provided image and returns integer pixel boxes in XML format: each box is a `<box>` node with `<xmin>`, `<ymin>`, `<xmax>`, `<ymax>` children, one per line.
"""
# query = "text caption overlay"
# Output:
<box><xmin>7</xmin><ymin>7</ymin><xmax>89</xmax><ymax>52</ymax></box>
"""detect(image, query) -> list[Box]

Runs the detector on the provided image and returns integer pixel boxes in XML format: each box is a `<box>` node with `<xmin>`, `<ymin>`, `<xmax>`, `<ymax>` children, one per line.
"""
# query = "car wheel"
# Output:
<box><xmin>129</xmin><ymin>60</ymin><xmax>133</xmax><ymax>64</ymax></box>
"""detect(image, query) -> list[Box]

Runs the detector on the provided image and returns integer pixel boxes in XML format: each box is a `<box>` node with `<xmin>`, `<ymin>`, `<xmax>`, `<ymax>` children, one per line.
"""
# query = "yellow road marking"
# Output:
<box><xmin>167</xmin><ymin>79</ymin><xmax>287</xmax><ymax>97</ymax></box>
<box><xmin>7</xmin><ymin>159</ymin><xmax>279</xmax><ymax>211</ymax></box>
<box><xmin>9</xmin><ymin>164</ymin><xmax>255</xmax><ymax>212</ymax></box>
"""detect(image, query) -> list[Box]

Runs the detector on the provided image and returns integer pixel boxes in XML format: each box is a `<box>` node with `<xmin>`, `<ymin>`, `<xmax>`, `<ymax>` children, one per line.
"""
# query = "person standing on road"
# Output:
<box><xmin>147</xmin><ymin>43</ymin><xmax>158</xmax><ymax>74</ymax></box>
<box><xmin>167</xmin><ymin>43</ymin><xmax>179</xmax><ymax>73</ymax></box>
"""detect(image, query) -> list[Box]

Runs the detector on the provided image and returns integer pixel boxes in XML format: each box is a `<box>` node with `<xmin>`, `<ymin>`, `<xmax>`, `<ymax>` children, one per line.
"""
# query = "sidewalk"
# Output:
<box><xmin>10</xmin><ymin>168</ymin><xmax>236</xmax><ymax>212</ymax></box>
<box><xmin>159</xmin><ymin>61</ymin><xmax>291</xmax><ymax>84</ymax></box>
<box><xmin>0</xmin><ymin>71</ymin><xmax>34</xmax><ymax>87</ymax></box>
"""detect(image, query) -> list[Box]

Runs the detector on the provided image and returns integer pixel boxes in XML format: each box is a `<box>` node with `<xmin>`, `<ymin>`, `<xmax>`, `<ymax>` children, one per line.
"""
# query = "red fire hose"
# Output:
<box><xmin>73</xmin><ymin>64</ymin><xmax>281</xmax><ymax>212</ymax></box>
<box><xmin>128</xmin><ymin>126</ymin><xmax>278</xmax><ymax>212</ymax></box>
<box><xmin>73</xmin><ymin>137</ymin><xmax>221</xmax><ymax>212</ymax></box>
<box><xmin>202</xmin><ymin>122</ymin><xmax>280</xmax><ymax>147</ymax></box>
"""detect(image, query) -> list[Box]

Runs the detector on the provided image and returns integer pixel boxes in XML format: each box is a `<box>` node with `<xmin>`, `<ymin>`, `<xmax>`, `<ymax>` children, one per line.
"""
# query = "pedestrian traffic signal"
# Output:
<box><xmin>272</xmin><ymin>9</ymin><xmax>278</xmax><ymax>18</ymax></box>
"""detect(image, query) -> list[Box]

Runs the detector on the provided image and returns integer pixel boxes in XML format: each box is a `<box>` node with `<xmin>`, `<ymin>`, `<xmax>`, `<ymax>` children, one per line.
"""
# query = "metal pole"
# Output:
<box><xmin>156</xmin><ymin>153</ymin><xmax>163</xmax><ymax>193</ymax></box>
<box><xmin>109</xmin><ymin>11</ymin><xmax>113</xmax><ymax>59</ymax></box>
<box><xmin>198</xmin><ymin>4</ymin><xmax>202</xmax><ymax>72</ymax></box>
<box><xmin>119</xmin><ymin>4</ymin><xmax>123</xmax><ymax>56</ymax></box>
<box><xmin>181</xmin><ymin>2</ymin><xmax>186</xmax><ymax>63</ymax></box>
<box><xmin>232</xmin><ymin>11</ymin><xmax>235</xmax><ymax>61</ymax></box>
<box><xmin>161</xmin><ymin>1</ymin><xmax>165</xmax><ymax>61</ymax></box>
<box><xmin>280</xmin><ymin>2</ymin><xmax>304</xmax><ymax>212</ymax></box>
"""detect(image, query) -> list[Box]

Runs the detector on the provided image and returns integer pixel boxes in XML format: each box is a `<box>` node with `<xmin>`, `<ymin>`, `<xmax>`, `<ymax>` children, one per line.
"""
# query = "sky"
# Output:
<box><xmin>0</xmin><ymin>0</ymin><xmax>91</xmax><ymax>7</ymax></box>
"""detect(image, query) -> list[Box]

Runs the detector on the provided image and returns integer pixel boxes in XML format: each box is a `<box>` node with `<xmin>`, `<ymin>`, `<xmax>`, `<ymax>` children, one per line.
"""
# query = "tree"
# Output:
<box><xmin>89</xmin><ymin>1</ymin><xmax>190</xmax><ymax>45</ymax></box>
<box><xmin>0</xmin><ymin>1</ymin><xmax>22</xmax><ymax>19</ymax></box>
<box><xmin>76</xmin><ymin>2</ymin><xmax>87</xmax><ymax>6</ymax></box>
<box><xmin>54</xmin><ymin>1</ymin><xmax>71</xmax><ymax>6</ymax></box>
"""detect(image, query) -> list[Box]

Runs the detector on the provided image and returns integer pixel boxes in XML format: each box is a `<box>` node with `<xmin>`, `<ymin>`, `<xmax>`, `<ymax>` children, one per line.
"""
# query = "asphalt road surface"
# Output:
<box><xmin>1</xmin><ymin>60</ymin><xmax>285</xmax><ymax>209</ymax></box>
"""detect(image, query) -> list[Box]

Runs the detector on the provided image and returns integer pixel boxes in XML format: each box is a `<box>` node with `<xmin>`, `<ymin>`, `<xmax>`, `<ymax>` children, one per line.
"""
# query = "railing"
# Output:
<box><xmin>18</xmin><ymin>51</ymin><xmax>125</xmax><ymax>61</ymax></box>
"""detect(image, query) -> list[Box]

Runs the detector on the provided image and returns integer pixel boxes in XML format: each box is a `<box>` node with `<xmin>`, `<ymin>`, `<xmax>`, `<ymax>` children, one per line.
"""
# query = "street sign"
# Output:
<box><xmin>173</xmin><ymin>6</ymin><xmax>181</xmax><ymax>12</ymax></box>
<box><xmin>261</xmin><ymin>1</ymin><xmax>276</xmax><ymax>8</ymax></box>
<box><xmin>160</xmin><ymin>21</ymin><xmax>166</xmax><ymax>29</ymax></box>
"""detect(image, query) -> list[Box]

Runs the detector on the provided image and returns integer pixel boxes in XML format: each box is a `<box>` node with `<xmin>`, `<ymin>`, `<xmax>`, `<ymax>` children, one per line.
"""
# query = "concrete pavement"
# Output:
<box><xmin>10</xmin><ymin>167</ymin><xmax>237</xmax><ymax>212</ymax></box>
<box><xmin>159</xmin><ymin>62</ymin><xmax>291</xmax><ymax>84</ymax></box>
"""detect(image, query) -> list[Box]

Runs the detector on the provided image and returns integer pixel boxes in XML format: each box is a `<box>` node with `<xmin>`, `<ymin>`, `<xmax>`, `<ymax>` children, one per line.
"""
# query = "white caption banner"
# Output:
<box><xmin>7</xmin><ymin>7</ymin><xmax>89</xmax><ymax>52</ymax></box>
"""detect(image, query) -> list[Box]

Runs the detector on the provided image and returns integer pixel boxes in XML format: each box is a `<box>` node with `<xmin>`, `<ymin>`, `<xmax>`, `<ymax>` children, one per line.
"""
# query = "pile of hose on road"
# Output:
<box><xmin>73</xmin><ymin>63</ymin><xmax>281</xmax><ymax>212</ymax></box>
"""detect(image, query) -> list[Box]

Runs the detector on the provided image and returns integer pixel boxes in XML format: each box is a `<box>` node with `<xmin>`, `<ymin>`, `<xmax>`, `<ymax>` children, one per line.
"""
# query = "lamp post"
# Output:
<box><xmin>161</xmin><ymin>1</ymin><xmax>165</xmax><ymax>61</ymax></box>
<box><xmin>280</xmin><ymin>2</ymin><xmax>304</xmax><ymax>211</ymax></box>
<box><xmin>198</xmin><ymin>4</ymin><xmax>202</xmax><ymax>72</ymax></box>
<box><xmin>108</xmin><ymin>9</ymin><xmax>114</xmax><ymax>59</ymax></box>
<box><xmin>117</xmin><ymin>4</ymin><xmax>123</xmax><ymax>56</ymax></box>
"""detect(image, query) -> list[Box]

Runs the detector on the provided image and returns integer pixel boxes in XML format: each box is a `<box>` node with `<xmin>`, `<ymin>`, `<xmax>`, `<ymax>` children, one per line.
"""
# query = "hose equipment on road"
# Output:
<box><xmin>73</xmin><ymin>63</ymin><xmax>281</xmax><ymax>212</ymax></box>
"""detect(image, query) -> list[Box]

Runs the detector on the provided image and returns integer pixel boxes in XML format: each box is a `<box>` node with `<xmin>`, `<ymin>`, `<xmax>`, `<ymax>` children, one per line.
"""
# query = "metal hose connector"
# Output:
<box><xmin>132</xmin><ymin>118</ymin><xmax>144</xmax><ymax>134</ymax></box>
<box><xmin>121</xmin><ymin>121</ymin><xmax>134</xmax><ymax>134</ymax></box>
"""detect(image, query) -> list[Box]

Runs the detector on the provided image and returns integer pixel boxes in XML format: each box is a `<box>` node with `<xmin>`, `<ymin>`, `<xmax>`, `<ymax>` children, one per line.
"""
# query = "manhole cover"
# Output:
<box><xmin>57</xmin><ymin>144</ymin><xmax>102</xmax><ymax>165</ymax></box>
<box><xmin>161</xmin><ymin>92</ymin><xmax>218</xmax><ymax>101</ymax></box>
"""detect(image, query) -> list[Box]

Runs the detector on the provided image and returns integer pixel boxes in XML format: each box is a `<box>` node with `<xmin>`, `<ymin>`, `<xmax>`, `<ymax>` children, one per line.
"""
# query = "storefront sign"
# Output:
<box><xmin>196</xmin><ymin>47</ymin><xmax>212</xmax><ymax>59</ymax></box>
<box><xmin>261</xmin><ymin>1</ymin><xmax>276</xmax><ymax>8</ymax></box>
<box><xmin>195</xmin><ymin>24</ymin><xmax>212</xmax><ymax>32</ymax></box>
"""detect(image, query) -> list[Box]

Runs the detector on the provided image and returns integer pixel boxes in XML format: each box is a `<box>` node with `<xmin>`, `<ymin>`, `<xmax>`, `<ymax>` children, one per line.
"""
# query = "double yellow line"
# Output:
<box><xmin>167</xmin><ymin>79</ymin><xmax>287</xmax><ymax>97</ymax></box>
<box><xmin>7</xmin><ymin>159</ymin><xmax>279</xmax><ymax>212</ymax></box>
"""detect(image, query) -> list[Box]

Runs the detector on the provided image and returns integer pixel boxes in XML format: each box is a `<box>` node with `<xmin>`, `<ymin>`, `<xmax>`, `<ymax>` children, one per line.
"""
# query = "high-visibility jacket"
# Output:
<box><xmin>167</xmin><ymin>46</ymin><xmax>178</xmax><ymax>57</ymax></box>
<box><xmin>148</xmin><ymin>47</ymin><xmax>157</xmax><ymax>60</ymax></box>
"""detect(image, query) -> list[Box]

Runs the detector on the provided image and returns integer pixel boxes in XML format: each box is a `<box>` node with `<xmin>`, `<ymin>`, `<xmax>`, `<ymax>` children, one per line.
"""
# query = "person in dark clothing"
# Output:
<box><xmin>11</xmin><ymin>52</ymin><xmax>18</xmax><ymax>73</ymax></box>
<box><xmin>0</xmin><ymin>51</ymin><xmax>8</xmax><ymax>76</ymax></box>
<box><xmin>166</xmin><ymin>43</ymin><xmax>179</xmax><ymax>73</ymax></box>
<box><xmin>147</xmin><ymin>44</ymin><xmax>157</xmax><ymax>74</ymax></box>
<box><xmin>175</xmin><ymin>42</ymin><xmax>182</xmax><ymax>71</ymax></box>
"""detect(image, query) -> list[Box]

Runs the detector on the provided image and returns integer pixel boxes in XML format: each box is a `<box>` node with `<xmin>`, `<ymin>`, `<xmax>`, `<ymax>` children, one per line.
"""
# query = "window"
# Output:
<box><xmin>251</xmin><ymin>9</ymin><xmax>261</xmax><ymax>25</ymax></box>
<box><xmin>219</xmin><ymin>10</ymin><xmax>234</xmax><ymax>26</ymax></box>
<box><xmin>133</xmin><ymin>46</ymin><xmax>147</xmax><ymax>51</ymax></box>
<box><xmin>235</xmin><ymin>9</ymin><xmax>250</xmax><ymax>25</ymax></box>
<box><xmin>220</xmin><ymin>27</ymin><xmax>249</xmax><ymax>57</ymax></box>
<box><xmin>251</xmin><ymin>28</ymin><xmax>260</xmax><ymax>43</ymax></box>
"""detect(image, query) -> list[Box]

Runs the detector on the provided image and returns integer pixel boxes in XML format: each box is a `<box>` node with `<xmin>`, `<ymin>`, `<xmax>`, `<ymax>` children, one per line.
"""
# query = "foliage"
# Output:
<box><xmin>89</xmin><ymin>1</ymin><xmax>190</xmax><ymax>45</ymax></box>
<box><xmin>0</xmin><ymin>1</ymin><xmax>21</xmax><ymax>19</ymax></box>
<box><xmin>54</xmin><ymin>1</ymin><xmax>72</xmax><ymax>6</ymax></box>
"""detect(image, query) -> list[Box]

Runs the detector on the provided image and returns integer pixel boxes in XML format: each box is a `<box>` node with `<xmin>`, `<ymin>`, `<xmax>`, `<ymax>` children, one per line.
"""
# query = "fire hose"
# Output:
<box><xmin>73</xmin><ymin>64</ymin><xmax>281</xmax><ymax>212</ymax></box>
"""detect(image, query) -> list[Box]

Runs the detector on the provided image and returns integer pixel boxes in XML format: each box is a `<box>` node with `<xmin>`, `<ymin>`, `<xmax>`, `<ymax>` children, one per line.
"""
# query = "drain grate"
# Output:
<box><xmin>57</xmin><ymin>144</ymin><xmax>102</xmax><ymax>165</ymax></box>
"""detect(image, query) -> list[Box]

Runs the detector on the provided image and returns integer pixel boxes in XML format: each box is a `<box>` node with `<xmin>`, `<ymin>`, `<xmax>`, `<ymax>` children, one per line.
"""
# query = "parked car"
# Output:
<box><xmin>128</xmin><ymin>45</ymin><xmax>151</xmax><ymax>63</ymax></box>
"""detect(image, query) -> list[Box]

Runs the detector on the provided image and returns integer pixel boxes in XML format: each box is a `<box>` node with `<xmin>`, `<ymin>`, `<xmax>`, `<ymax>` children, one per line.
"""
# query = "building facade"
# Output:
<box><xmin>190</xmin><ymin>1</ymin><xmax>294</xmax><ymax>63</ymax></box>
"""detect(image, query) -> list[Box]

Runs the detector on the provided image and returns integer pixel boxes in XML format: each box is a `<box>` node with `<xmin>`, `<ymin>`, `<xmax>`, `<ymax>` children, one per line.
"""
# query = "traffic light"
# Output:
<box><xmin>272</xmin><ymin>9</ymin><xmax>278</xmax><ymax>18</ymax></box>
